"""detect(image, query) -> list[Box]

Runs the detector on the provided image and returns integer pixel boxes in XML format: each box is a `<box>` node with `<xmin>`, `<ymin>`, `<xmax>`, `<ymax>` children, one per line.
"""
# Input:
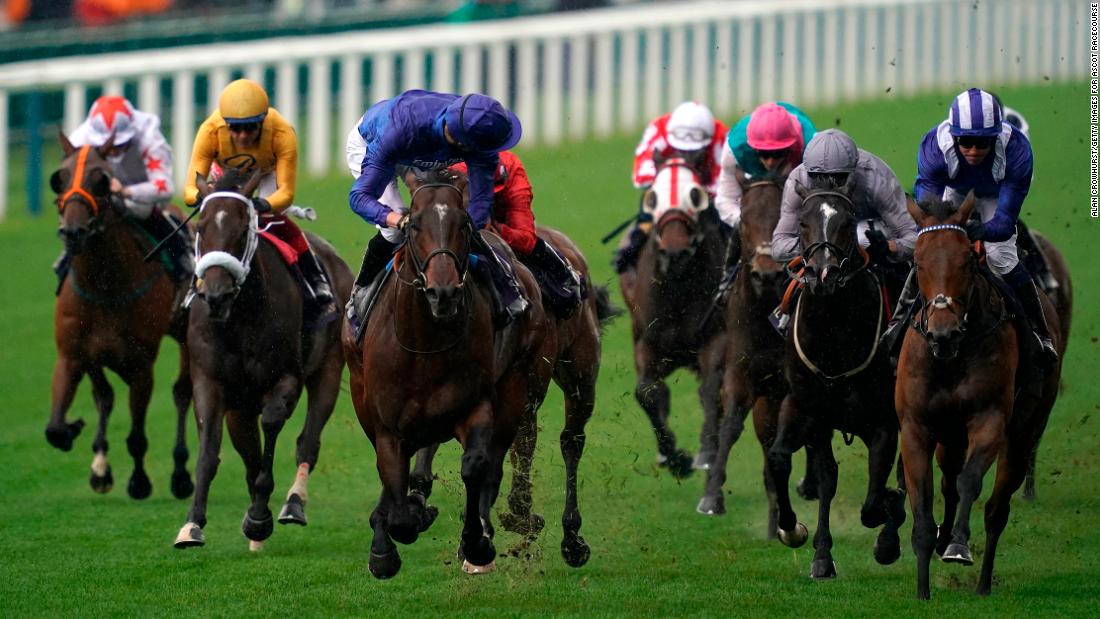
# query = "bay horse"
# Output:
<box><xmin>173</xmin><ymin>170</ymin><xmax>352</xmax><ymax>550</ymax></box>
<box><xmin>696</xmin><ymin>175</ymin><xmax>790</xmax><ymax>536</ymax></box>
<box><xmin>768</xmin><ymin>181</ymin><xmax>905</xmax><ymax>580</ymax></box>
<box><xmin>897</xmin><ymin>194</ymin><xmax>1066</xmax><ymax>599</ymax></box>
<box><xmin>619</xmin><ymin>160</ymin><xmax>729</xmax><ymax>477</ymax></box>
<box><xmin>342</xmin><ymin>171</ymin><xmax>556</xmax><ymax>578</ymax></box>
<box><xmin>47</xmin><ymin>133</ymin><xmax>193</xmax><ymax>500</ymax></box>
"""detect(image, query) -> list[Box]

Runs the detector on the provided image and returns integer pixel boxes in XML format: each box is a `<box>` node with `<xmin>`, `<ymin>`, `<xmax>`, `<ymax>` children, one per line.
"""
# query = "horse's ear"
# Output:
<box><xmin>957</xmin><ymin>190</ymin><xmax>977</xmax><ymax>224</ymax></box>
<box><xmin>90</xmin><ymin>169</ymin><xmax>112</xmax><ymax>196</ymax></box>
<box><xmin>195</xmin><ymin>171</ymin><xmax>211</xmax><ymax>202</ymax></box>
<box><xmin>642</xmin><ymin>188</ymin><xmax>658</xmax><ymax>213</ymax></box>
<box><xmin>403</xmin><ymin>169</ymin><xmax>421</xmax><ymax>192</ymax></box>
<box><xmin>837</xmin><ymin>173</ymin><xmax>854</xmax><ymax>196</ymax></box>
<box><xmin>96</xmin><ymin>132</ymin><xmax>116</xmax><ymax>159</ymax></box>
<box><xmin>241</xmin><ymin>169</ymin><xmax>263</xmax><ymax>197</ymax></box>
<box><xmin>58</xmin><ymin>130</ymin><xmax>76</xmax><ymax>156</ymax></box>
<box><xmin>794</xmin><ymin>179</ymin><xmax>809</xmax><ymax>199</ymax></box>
<box><xmin>735</xmin><ymin>166</ymin><xmax>750</xmax><ymax>188</ymax></box>
<box><xmin>905</xmin><ymin>194</ymin><xmax>924</xmax><ymax>227</ymax></box>
<box><xmin>49</xmin><ymin>170</ymin><xmax>65</xmax><ymax>194</ymax></box>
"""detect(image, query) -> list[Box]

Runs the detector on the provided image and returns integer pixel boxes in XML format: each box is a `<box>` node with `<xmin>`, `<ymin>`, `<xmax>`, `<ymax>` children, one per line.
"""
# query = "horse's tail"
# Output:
<box><xmin>592</xmin><ymin>284</ymin><xmax>622</xmax><ymax>331</ymax></box>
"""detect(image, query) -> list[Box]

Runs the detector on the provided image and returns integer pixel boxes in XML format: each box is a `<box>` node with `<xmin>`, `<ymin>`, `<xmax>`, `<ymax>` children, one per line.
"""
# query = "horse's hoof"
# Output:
<box><xmin>810</xmin><ymin>558</ymin><xmax>838</xmax><ymax>580</ymax></box>
<box><xmin>174</xmin><ymin>522</ymin><xmax>205</xmax><ymax>549</ymax></box>
<box><xmin>45</xmin><ymin>420</ymin><xmax>85</xmax><ymax>452</ymax></box>
<box><xmin>278</xmin><ymin>494</ymin><xmax>308</xmax><ymax>526</ymax></box>
<box><xmin>462</xmin><ymin>559</ymin><xmax>497</xmax><ymax>575</ymax></box>
<box><xmin>796</xmin><ymin>477</ymin><xmax>819</xmax><ymax>501</ymax></box>
<box><xmin>419</xmin><ymin>505</ymin><xmax>439</xmax><ymax>533</ymax></box>
<box><xmin>127</xmin><ymin>470</ymin><xmax>152</xmax><ymax>500</ymax></box>
<box><xmin>170</xmin><ymin>470</ymin><xmax>194</xmax><ymax>500</ymax></box>
<box><xmin>561</xmin><ymin>535</ymin><xmax>591</xmax><ymax>568</ymax></box>
<box><xmin>662</xmin><ymin>450</ymin><xmax>695</xmax><ymax>479</ymax></box>
<box><xmin>778</xmin><ymin>522</ymin><xmax>809</xmax><ymax>548</ymax></box>
<box><xmin>89</xmin><ymin>467</ymin><xmax>114</xmax><ymax>494</ymax></box>
<box><xmin>874</xmin><ymin>528</ymin><xmax>902</xmax><ymax>565</ymax></box>
<box><xmin>692</xmin><ymin>451</ymin><xmax>715</xmax><ymax>471</ymax></box>
<box><xmin>249</xmin><ymin>540</ymin><xmax>264</xmax><ymax>552</ymax></box>
<box><xmin>241</xmin><ymin>511</ymin><xmax>274</xmax><ymax>542</ymax></box>
<box><xmin>461</xmin><ymin>538</ymin><xmax>497</xmax><ymax>568</ymax></box>
<box><xmin>696</xmin><ymin>494</ymin><xmax>726</xmax><ymax>516</ymax></box>
<box><xmin>369</xmin><ymin>550</ymin><xmax>402</xmax><ymax>579</ymax></box>
<box><xmin>941</xmin><ymin>542</ymin><xmax>973</xmax><ymax>566</ymax></box>
<box><xmin>886</xmin><ymin>488</ymin><xmax>907</xmax><ymax>526</ymax></box>
<box><xmin>499</xmin><ymin>511</ymin><xmax>544</xmax><ymax>537</ymax></box>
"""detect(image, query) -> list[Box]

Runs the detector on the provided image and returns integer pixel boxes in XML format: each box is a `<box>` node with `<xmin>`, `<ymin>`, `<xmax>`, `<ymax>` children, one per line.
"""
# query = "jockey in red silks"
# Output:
<box><xmin>614</xmin><ymin>101</ymin><xmax>729</xmax><ymax>274</ymax></box>
<box><xmin>450</xmin><ymin>151</ymin><xmax>583</xmax><ymax>317</ymax></box>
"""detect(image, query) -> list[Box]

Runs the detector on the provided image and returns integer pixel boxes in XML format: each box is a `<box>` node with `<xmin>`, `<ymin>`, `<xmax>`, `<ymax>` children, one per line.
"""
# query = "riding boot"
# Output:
<box><xmin>473</xmin><ymin>232</ymin><xmax>529</xmax><ymax>328</ymax></box>
<box><xmin>523</xmin><ymin>237</ymin><xmax>583</xmax><ymax>319</ymax></box>
<box><xmin>298</xmin><ymin>247</ymin><xmax>334</xmax><ymax>305</ymax></box>
<box><xmin>1016</xmin><ymin>220</ymin><xmax>1059</xmax><ymax>293</ymax></box>
<box><xmin>880</xmin><ymin>267</ymin><xmax>920</xmax><ymax>359</ymax></box>
<box><xmin>1008</xmin><ymin>267</ymin><xmax>1058</xmax><ymax>371</ymax></box>
<box><xmin>348</xmin><ymin>232</ymin><xmax>399</xmax><ymax>336</ymax></box>
<box><xmin>717</xmin><ymin>226</ymin><xmax>743</xmax><ymax>298</ymax></box>
<box><xmin>612</xmin><ymin>222</ymin><xmax>651</xmax><ymax>274</ymax></box>
<box><xmin>140</xmin><ymin>209</ymin><xmax>192</xmax><ymax>282</ymax></box>
<box><xmin>53</xmin><ymin>250</ymin><xmax>71</xmax><ymax>296</ymax></box>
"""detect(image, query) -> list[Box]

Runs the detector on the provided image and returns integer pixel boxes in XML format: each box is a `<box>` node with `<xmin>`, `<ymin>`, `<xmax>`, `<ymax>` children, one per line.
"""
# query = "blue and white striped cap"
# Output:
<box><xmin>948</xmin><ymin>88</ymin><xmax>1002</xmax><ymax>137</ymax></box>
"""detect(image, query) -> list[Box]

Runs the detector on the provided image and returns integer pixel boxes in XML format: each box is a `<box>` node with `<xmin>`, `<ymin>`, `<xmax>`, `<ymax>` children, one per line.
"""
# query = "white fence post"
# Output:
<box><xmin>542</xmin><ymin>37</ymin><xmax>564</xmax><ymax>145</ymax></box>
<box><xmin>209</xmin><ymin>67</ymin><xmax>230</xmax><ymax>114</ymax></box>
<box><xmin>339</xmin><ymin>55</ymin><xmax>363</xmax><ymax>169</ymax></box>
<box><xmin>595</xmin><ymin>32</ymin><xmax>615</xmax><ymax>138</ymax></box>
<box><xmin>644</xmin><ymin>26</ymin><xmax>663</xmax><ymax>121</ymax></box>
<box><xmin>308</xmin><ymin>57</ymin><xmax>331</xmax><ymax>175</ymax></box>
<box><xmin>488</xmin><ymin>42</ymin><xmax>508</xmax><ymax>104</ymax></box>
<box><xmin>460</xmin><ymin>45</ymin><xmax>480</xmax><ymax>95</ymax></box>
<box><xmin>758</xmin><ymin>14</ymin><xmax>776</xmax><ymax>104</ymax></box>
<box><xmin>0</xmin><ymin>91</ymin><xmax>6</xmax><ymax>222</ymax></box>
<box><xmin>64</xmin><ymin>84</ymin><xmax>85</xmax><ymax>134</ymax></box>
<box><xmin>515</xmin><ymin>40</ymin><xmax>538</xmax><ymax>144</ymax></box>
<box><xmin>714</xmin><ymin>20</ymin><xmax>733</xmax><ymax>118</ymax></box>
<box><xmin>620</xmin><ymin>29</ymin><xmax>640</xmax><ymax>131</ymax></box>
<box><xmin>569</xmin><ymin>35</ymin><xmax>589</xmax><ymax>141</ymax></box>
<box><xmin>277</xmin><ymin>60</ymin><xmax>299</xmax><ymax>126</ymax></box>
<box><xmin>692</xmin><ymin>22</ymin><xmax>710</xmax><ymax>106</ymax></box>
<box><xmin>171</xmin><ymin>71</ymin><xmax>194</xmax><ymax>192</ymax></box>
<box><xmin>139</xmin><ymin>75</ymin><xmax>161</xmax><ymax>120</ymax></box>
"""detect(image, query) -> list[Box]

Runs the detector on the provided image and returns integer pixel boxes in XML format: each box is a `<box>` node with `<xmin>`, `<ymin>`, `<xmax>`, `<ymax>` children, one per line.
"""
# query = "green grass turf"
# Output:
<box><xmin>1</xmin><ymin>82</ymin><xmax>1098</xmax><ymax>616</ymax></box>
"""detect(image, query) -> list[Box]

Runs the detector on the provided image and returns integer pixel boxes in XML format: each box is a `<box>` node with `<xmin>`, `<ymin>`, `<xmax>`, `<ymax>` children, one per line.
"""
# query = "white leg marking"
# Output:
<box><xmin>287</xmin><ymin>462</ymin><xmax>310</xmax><ymax>502</ymax></box>
<box><xmin>91</xmin><ymin>452</ymin><xmax>109</xmax><ymax>476</ymax></box>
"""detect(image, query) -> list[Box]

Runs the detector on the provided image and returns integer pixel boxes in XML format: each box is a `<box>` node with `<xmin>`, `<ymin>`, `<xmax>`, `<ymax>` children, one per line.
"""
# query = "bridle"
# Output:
<box><xmin>398</xmin><ymin>183</ymin><xmax>473</xmax><ymax>291</ymax></box>
<box><xmin>793</xmin><ymin>189</ymin><xmax>870</xmax><ymax>287</ymax></box>
<box><xmin>186</xmin><ymin>191</ymin><xmax>260</xmax><ymax>306</ymax></box>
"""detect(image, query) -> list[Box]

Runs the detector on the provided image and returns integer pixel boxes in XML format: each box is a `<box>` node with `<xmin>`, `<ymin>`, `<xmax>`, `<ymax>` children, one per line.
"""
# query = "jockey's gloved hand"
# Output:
<box><xmin>864</xmin><ymin>228</ymin><xmax>891</xmax><ymax>263</ymax></box>
<box><xmin>396</xmin><ymin>213</ymin><xmax>410</xmax><ymax>232</ymax></box>
<box><xmin>965</xmin><ymin>220</ymin><xmax>987</xmax><ymax>241</ymax></box>
<box><xmin>252</xmin><ymin>197</ymin><xmax>272</xmax><ymax>214</ymax></box>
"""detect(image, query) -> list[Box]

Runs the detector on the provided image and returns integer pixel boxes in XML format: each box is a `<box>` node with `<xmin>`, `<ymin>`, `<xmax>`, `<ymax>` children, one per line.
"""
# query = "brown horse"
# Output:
<box><xmin>620</xmin><ymin>161</ymin><xmax>729</xmax><ymax>477</ymax></box>
<box><xmin>897</xmin><ymin>194</ymin><xmax>1066</xmax><ymax>598</ymax></box>
<box><xmin>696</xmin><ymin>176</ymin><xmax>790</xmax><ymax>533</ymax></box>
<box><xmin>767</xmin><ymin>182</ymin><xmax>906</xmax><ymax>580</ymax></box>
<box><xmin>343</xmin><ymin>171</ymin><xmax>555</xmax><ymax>578</ymax></box>
<box><xmin>47</xmin><ymin>133</ymin><xmax>194</xmax><ymax>500</ymax></box>
<box><xmin>173</xmin><ymin>170</ymin><xmax>352</xmax><ymax>550</ymax></box>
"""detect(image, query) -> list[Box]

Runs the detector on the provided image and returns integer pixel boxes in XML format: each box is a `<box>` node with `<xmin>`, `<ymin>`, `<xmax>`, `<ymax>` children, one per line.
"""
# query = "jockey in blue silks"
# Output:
<box><xmin>345</xmin><ymin>90</ymin><xmax>527</xmax><ymax>325</ymax></box>
<box><xmin>882</xmin><ymin>87</ymin><xmax>1057</xmax><ymax>367</ymax></box>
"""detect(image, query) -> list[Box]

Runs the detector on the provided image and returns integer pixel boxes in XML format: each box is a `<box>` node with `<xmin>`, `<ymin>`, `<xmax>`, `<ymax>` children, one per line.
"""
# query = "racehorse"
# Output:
<box><xmin>897</xmin><ymin>194</ymin><xmax>1066</xmax><ymax>598</ymax></box>
<box><xmin>173</xmin><ymin>170</ymin><xmax>352</xmax><ymax>550</ymax></box>
<box><xmin>342</xmin><ymin>170</ymin><xmax>555</xmax><ymax>578</ymax></box>
<box><xmin>409</xmin><ymin>226</ymin><xmax>617</xmax><ymax>567</ymax></box>
<box><xmin>619</xmin><ymin>160</ymin><xmax>729</xmax><ymax>477</ymax></box>
<box><xmin>695</xmin><ymin>175</ymin><xmax>790</xmax><ymax>535</ymax></box>
<box><xmin>768</xmin><ymin>180</ymin><xmax>906</xmax><ymax>580</ymax></box>
<box><xmin>47</xmin><ymin>133</ymin><xmax>193</xmax><ymax>500</ymax></box>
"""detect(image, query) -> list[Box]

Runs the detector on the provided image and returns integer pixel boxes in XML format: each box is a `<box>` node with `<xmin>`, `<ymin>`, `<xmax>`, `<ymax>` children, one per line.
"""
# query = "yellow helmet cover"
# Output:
<box><xmin>218</xmin><ymin>79</ymin><xmax>269</xmax><ymax>123</ymax></box>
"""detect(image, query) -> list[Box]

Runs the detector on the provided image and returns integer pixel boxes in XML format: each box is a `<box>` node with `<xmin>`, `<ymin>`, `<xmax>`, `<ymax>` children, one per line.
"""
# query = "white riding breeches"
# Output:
<box><xmin>345</xmin><ymin>125</ymin><xmax>408</xmax><ymax>243</ymax></box>
<box><xmin>944</xmin><ymin>188</ymin><xmax>1017</xmax><ymax>276</ymax></box>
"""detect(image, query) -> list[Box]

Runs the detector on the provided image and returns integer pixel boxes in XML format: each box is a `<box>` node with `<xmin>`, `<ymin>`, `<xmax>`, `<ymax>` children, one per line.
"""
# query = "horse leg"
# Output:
<box><xmin>1021</xmin><ymin>443</ymin><xmax>1039</xmax><ymax>502</ymax></box>
<box><xmin>636</xmin><ymin>355</ymin><xmax>691</xmax><ymax>478</ymax></box>
<box><xmin>863</xmin><ymin>424</ymin><xmax>904</xmax><ymax>566</ymax></box>
<box><xmin>368</xmin><ymin>430</ymin><xmax>412</xmax><ymax>579</ymax></box>
<box><xmin>942</xmin><ymin>413</ymin><xmax>1004</xmax><ymax>566</ymax></box>
<box><xmin>456</xmin><ymin>401</ymin><xmax>497</xmax><ymax>571</ymax></box>
<box><xmin>694</xmin><ymin>340</ymin><xmax>725</xmax><ymax>470</ymax></box>
<box><xmin>559</xmin><ymin>368</ymin><xmax>595</xmax><ymax>568</ymax></box>
<box><xmin>410</xmin><ymin>444</ymin><xmax>439</xmax><ymax>501</ymax></box>
<box><xmin>753</xmin><ymin>395</ymin><xmax>782</xmax><ymax>539</ymax></box>
<box><xmin>121</xmin><ymin>365</ymin><xmax>154</xmax><ymax>500</ymax></box>
<box><xmin>797</xmin><ymin>444</ymin><xmax>820</xmax><ymax>501</ymax></box>
<box><xmin>243</xmin><ymin>375</ymin><xmax>301</xmax><ymax>547</ymax></box>
<box><xmin>46</xmin><ymin>355</ymin><xmax>86</xmax><ymax>452</ymax></box>
<box><xmin>934</xmin><ymin>443</ymin><xmax>963</xmax><ymax>556</ymax></box>
<box><xmin>175</xmin><ymin>378</ymin><xmax>224</xmax><ymax>548</ymax></box>
<box><xmin>769</xmin><ymin>395</ymin><xmax>809</xmax><ymax>548</ymax></box>
<box><xmin>86</xmin><ymin>369</ymin><xmax>114</xmax><ymax>494</ymax></box>
<box><xmin>500</xmin><ymin>404</ymin><xmax>543</xmax><ymax>539</ymax></box>
<box><xmin>170</xmin><ymin>346</ymin><xmax>194</xmax><ymax>500</ymax></box>
<box><xmin>225</xmin><ymin>410</ymin><xmax>264</xmax><ymax>551</ymax></box>
<box><xmin>696</xmin><ymin>375</ymin><xmax>750</xmax><ymax>516</ymax></box>
<box><xmin>978</xmin><ymin>442</ymin><xmax>1030</xmax><ymax>595</ymax></box>
<box><xmin>809</xmin><ymin>433</ymin><xmax>839</xmax><ymax>580</ymax></box>
<box><xmin>900</xmin><ymin>420</ymin><xmax>938</xmax><ymax>600</ymax></box>
<box><xmin>279</xmin><ymin>354</ymin><xmax>342</xmax><ymax>526</ymax></box>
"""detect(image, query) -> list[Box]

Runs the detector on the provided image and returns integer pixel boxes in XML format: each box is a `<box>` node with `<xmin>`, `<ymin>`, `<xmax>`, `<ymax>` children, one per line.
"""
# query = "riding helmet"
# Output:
<box><xmin>803</xmin><ymin>129</ymin><xmax>859</xmax><ymax>174</ymax></box>
<box><xmin>444</xmin><ymin>93</ymin><xmax>522</xmax><ymax>153</ymax></box>
<box><xmin>219</xmin><ymin>79</ymin><xmax>270</xmax><ymax>124</ymax></box>
<box><xmin>948</xmin><ymin>88</ymin><xmax>1002</xmax><ymax>138</ymax></box>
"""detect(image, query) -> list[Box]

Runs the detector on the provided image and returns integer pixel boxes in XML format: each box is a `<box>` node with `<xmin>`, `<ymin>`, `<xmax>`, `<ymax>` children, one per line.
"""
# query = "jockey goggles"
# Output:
<box><xmin>955</xmin><ymin>136</ymin><xmax>995</xmax><ymax>150</ymax></box>
<box><xmin>228</xmin><ymin>121</ymin><xmax>261</xmax><ymax>134</ymax></box>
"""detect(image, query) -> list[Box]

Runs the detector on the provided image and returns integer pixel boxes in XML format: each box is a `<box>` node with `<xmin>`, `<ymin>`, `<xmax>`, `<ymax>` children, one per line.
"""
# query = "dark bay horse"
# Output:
<box><xmin>343</xmin><ymin>172</ymin><xmax>555</xmax><ymax>578</ymax></box>
<box><xmin>768</xmin><ymin>181</ymin><xmax>905</xmax><ymax>580</ymax></box>
<box><xmin>897</xmin><ymin>195</ymin><xmax>1066</xmax><ymax>599</ymax></box>
<box><xmin>696</xmin><ymin>176</ymin><xmax>790</xmax><ymax>535</ymax></box>
<box><xmin>48</xmin><ymin>133</ymin><xmax>193</xmax><ymax>500</ymax></box>
<box><xmin>620</xmin><ymin>161</ymin><xmax>729</xmax><ymax>477</ymax></box>
<box><xmin>174</xmin><ymin>171</ymin><xmax>352</xmax><ymax>550</ymax></box>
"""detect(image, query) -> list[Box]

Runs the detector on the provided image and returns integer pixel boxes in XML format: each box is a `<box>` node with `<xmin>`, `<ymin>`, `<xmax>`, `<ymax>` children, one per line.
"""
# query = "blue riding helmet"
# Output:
<box><xmin>444</xmin><ymin>93</ymin><xmax>522</xmax><ymax>153</ymax></box>
<box><xmin>949</xmin><ymin>88</ymin><xmax>1002</xmax><ymax>138</ymax></box>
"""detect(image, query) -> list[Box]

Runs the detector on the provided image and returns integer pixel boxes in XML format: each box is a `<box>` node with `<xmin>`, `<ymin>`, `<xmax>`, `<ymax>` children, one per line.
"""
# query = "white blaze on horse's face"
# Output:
<box><xmin>434</xmin><ymin>203</ymin><xmax>449</xmax><ymax>238</ymax></box>
<box><xmin>820</xmin><ymin>202</ymin><xmax>838</xmax><ymax>261</ymax></box>
<box><xmin>215</xmin><ymin>209</ymin><xmax>229</xmax><ymax>231</ymax></box>
<box><xmin>649</xmin><ymin>164</ymin><xmax>707</xmax><ymax>223</ymax></box>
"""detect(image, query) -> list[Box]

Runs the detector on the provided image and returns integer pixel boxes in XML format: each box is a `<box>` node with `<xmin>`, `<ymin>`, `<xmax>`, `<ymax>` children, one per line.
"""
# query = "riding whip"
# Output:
<box><xmin>600</xmin><ymin>214</ymin><xmax>639</xmax><ymax>245</ymax></box>
<box><xmin>144</xmin><ymin>205</ymin><xmax>200</xmax><ymax>262</ymax></box>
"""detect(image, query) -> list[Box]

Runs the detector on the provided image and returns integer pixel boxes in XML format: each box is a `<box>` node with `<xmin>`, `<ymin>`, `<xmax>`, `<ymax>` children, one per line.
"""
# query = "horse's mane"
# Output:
<box><xmin>401</xmin><ymin>165</ymin><xmax>462</xmax><ymax>187</ymax></box>
<box><xmin>213</xmin><ymin>168</ymin><xmax>249</xmax><ymax>192</ymax></box>
<box><xmin>916</xmin><ymin>197</ymin><xmax>959</xmax><ymax>223</ymax></box>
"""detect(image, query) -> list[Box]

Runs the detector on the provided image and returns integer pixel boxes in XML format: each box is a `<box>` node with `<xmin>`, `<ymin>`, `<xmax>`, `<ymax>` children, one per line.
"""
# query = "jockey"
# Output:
<box><xmin>614</xmin><ymin>101</ymin><xmax>728</xmax><ymax>273</ymax></box>
<box><xmin>884</xmin><ymin>87</ymin><xmax>1057</xmax><ymax>366</ymax></box>
<box><xmin>449</xmin><ymin>151</ymin><xmax>584</xmax><ymax>318</ymax></box>
<box><xmin>345</xmin><ymin>89</ymin><xmax>527</xmax><ymax>326</ymax></box>
<box><xmin>772</xmin><ymin>128</ymin><xmax>917</xmax><ymax>270</ymax></box>
<box><xmin>55</xmin><ymin>95</ymin><xmax>191</xmax><ymax>289</ymax></box>
<box><xmin>715</xmin><ymin>101</ymin><xmax>816</xmax><ymax>268</ymax></box>
<box><xmin>183</xmin><ymin>79</ymin><xmax>333</xmax><ymax>304</ymax></box>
